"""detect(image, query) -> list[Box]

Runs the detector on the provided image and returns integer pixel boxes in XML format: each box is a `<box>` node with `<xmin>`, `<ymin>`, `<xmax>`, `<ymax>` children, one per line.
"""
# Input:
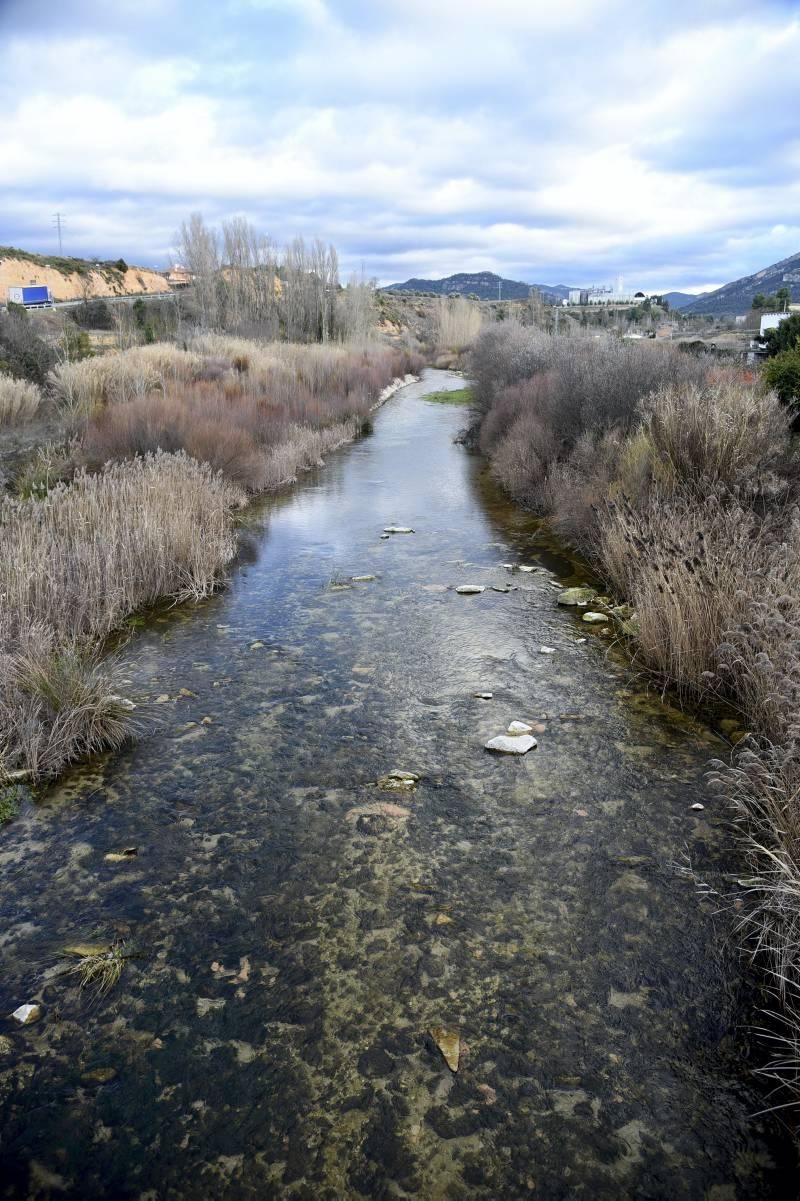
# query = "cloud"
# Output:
<box><xmin>0</xmin><ymin>0</ymin><xmax>798</xmax><ymax>289</ymax></box>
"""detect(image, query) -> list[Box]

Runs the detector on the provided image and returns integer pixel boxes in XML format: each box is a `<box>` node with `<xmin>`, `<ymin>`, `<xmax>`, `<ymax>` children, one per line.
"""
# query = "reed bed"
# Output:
<box><xmin>473</xmin><ymin>324</ymin><xmax>800</xmax><ymax>1106</ymax></box>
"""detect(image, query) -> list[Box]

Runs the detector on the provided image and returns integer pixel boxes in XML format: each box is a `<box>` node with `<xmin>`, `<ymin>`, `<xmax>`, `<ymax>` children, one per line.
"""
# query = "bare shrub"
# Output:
<box><xmin>470</xmin><ymin>323</ymin><xmax>551</xmax><ymax>414</ymax></box>
<box><xmin>0</xmin><ymin>375</ymin><xmax>42</xmax><ymax>425</ymax></box>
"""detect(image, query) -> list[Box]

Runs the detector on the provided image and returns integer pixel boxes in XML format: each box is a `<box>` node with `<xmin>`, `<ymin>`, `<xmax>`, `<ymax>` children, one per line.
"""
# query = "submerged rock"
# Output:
<box><xmin>430</xmin><ymin>1025</ymin><xmax>461</xmax><ymax>1072</ymax></box>
<box><xmin>81</xmin><ymin>1067</ymin><xmax>117</xmax><ymax>1084</ymax></box>
<box><xmin>455</xmin><ymin>585</ymin><xmax>485</xmax><ymax>595</ymax></box>
<box><xmin>485</xmin><ymin>734</ymin><xmax>537</xmax><ymax>755</ymax></box>
<box><xmin>377</xmin><ymin>770</ymin><xmax>419</xmax><ymax>791</ymax></box>
<box><xmin>558</xmin><ymin>587</ymin><xmax>596</xmax><ymax>606</ymax></box>
<box><xmin>105</xmin><ymin>695</ymin><xmax>136</xmax><ymax>711</ymax></box>
<box><xmin>582</xmin><ymin>612</ymin><xmax>609</xmax><ymax>624</ymax></box>
<box><xmin>104</xmin><ymin>847</ymin><xmax>138</xmax><ymax>863</ymax></box>
<box><xmin>383</xmin><ymin>526</ymin><xmax>414</xmax><ymax>534</ymax></box>
<box><xmin>11</xmin><ymin>1003</ymin><xmax>41</xmax><ymax>1026</ymax></box>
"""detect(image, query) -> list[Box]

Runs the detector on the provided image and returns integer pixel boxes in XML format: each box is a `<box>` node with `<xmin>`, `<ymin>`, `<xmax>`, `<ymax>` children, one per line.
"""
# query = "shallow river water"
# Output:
<box><xmin>0</xmin><ymin>370</ymin><xmax>796</xmax><ymax>1199</ymax></box>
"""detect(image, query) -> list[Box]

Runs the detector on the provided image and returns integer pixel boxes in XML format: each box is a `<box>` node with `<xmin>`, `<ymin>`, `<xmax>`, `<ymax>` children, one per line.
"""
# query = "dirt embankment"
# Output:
<box><xmin>0</xmin><ymin>258</ymin><xmax>170</xmax><ymax>303</ymax></box>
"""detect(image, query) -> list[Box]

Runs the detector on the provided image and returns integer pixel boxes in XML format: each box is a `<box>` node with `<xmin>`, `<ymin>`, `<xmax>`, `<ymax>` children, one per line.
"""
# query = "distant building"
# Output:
<box><xmin>760</xmin><ymin>311</ymin><xmax>791</xmax><ymax>336</ymax></box>
<box><xmin>167</xmin><ymin>264</ymin><xmax>192</xmax><ymax>287</ymax></box>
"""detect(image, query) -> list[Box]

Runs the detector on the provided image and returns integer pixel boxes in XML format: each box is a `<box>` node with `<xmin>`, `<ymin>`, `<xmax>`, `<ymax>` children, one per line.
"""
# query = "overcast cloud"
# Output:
<box><xmin>1</xmin><ymin>0</ymin><xmax>798</xmax><ymax>290</ymax></box>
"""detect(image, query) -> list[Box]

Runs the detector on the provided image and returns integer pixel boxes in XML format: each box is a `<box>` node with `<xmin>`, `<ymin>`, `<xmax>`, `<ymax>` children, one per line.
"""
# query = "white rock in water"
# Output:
<box><xmin>380</xmin><ymin>534</ymin><xmax>390</xmax><ymax>539</ymax></box>
<box><xmin>518</xmin><ymin>565</ymin><xmax>536</xmax><ymax>573</ymax></box>
<box><xmin>507</xmin><ymin>721</ymin><xmax>533</xmax><ymax>735</ymax></box>
<box><xmin>105</xmin><ymin>695</ymin><xmax>136</xmax><ymax>711</ymax></box>
<box><xmin>582</xmin><ymin>612</ymin><xmax>608</xmax><ymax>623</ymax></box>
<box><xmin>485</xmin><ymin>734</ymin><xmax>537</xmax><ymax>754</ymax></box>
<box><xmin>539</xmin><ymin>646</ymin><xmax>556</xmax><ymax>654</ymax></box>
<box><xmin>351</xmin><ymin>574</ymin><xmax>376</xmax><ymax>582</ymax></box>
<box><xmin>383</xmin><ymin>526</ymin><xmax>415</xmax><ymax>534</ymax></box>
<box><xmin>474</xmin><ymin>691</ymin><xmax>493</xmax><ymax>699</ymax></box>
<box><xmin>501</xmin><ymin>563</ymin><xmax>515</xmax><ymax>569</ymax></box>
<box><xmin>691</xmin><ymin>803</ymin><xmax>705</xmax><ymax>811</ymax></box>
<box><xmin>11</xmin><ymin>1003</ymin><xmax>41</xmax><ymax>1025</ymax></box>
<box><xmin>558</xmin><ymin>587</ymin><xmax>596</xmax><ymax>606</ymax></box>
<box><xmin>455</xmin><ymin>585</ymin><xmax>485</xmax><ymax>594</ymax></box>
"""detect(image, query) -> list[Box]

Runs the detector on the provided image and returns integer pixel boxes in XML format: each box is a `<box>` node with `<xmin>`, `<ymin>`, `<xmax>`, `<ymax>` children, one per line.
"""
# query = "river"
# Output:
<box><xmin>0</xmin><ymin>369</ymin><xmax>794</xmax><ymax>1199</ymax></box>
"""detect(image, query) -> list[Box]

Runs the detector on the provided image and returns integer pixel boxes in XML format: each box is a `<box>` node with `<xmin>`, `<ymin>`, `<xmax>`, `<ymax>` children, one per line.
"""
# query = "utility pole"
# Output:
<box><xmin>53</xmin><ymin>212</ymin><xmax>65</xmax><ymax>255</ymax></box>
<box><xmin>498</xmin><ymin>279</ymin><xmax>502</xmax><ymax>302</ymax></box>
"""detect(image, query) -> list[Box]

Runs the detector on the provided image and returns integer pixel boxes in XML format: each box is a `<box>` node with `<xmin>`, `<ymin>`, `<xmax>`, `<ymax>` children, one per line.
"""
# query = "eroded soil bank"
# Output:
<box><xmin>0</xmin><ymin>370</ymin><xmax>795</xmax><ymax>1199</ymax></box>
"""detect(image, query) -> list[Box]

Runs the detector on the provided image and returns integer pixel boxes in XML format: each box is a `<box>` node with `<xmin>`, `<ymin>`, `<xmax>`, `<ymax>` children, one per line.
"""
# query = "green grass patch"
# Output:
<box><xmin>421</xmin><ymin>387</ymin><xmax>474</xmax><ymax>406</ymax></box>
<box><xmin>0</xmin><ymin>785</ymin><xmax>23</xmax><ymax>825</ymax></box>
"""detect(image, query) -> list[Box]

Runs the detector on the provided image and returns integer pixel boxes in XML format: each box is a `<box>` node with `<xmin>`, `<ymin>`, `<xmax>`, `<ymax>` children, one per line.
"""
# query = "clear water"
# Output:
<box><xmin>0</xmin><ymin>371</ymin><xmax>794</xmax><ymax>1199</ymax></box>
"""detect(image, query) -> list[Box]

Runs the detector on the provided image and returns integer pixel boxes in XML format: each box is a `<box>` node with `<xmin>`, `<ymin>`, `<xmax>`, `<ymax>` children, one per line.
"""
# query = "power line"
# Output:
<box><xmin>53</xmin><ymin>212</ymin><xmax>65</xmax><ymax>255</ymax></box>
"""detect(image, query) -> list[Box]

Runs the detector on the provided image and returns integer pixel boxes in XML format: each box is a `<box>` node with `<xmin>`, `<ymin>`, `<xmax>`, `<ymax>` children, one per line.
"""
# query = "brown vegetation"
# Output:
<box><xmin>2</xmin><ymin>337</ymin><xmax>421</xmax><ymax>782</ymax></box>
<box><xmin>0</xmin><ymin>375</ymin><xmax>42</xmax><ymax>425</ymax></box>
<box><xmin>472</xmin><ymin>324</ymin><xmax>800</xmax><ymax>1105</ymax></box>
<box><xmin>0</xmin><ymin>452</ymin><xmax>243</xmax><ymax>781</ymax></box>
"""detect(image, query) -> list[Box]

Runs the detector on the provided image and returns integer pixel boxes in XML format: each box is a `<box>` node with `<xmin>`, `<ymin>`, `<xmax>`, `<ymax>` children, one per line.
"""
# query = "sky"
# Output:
<box><xmin>0</xmin><ymin>0</ymin><xmax>798</xmax><ymax>292</ymax></box>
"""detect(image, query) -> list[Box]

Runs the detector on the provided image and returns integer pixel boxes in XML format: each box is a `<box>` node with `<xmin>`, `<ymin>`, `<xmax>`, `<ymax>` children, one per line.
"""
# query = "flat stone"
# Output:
<box><xmin>377</xmin><ymin>770</ymin><xmax>419</xmax><ymax>791</ymax></box>
<box><xmin>104</xmin><ymin>847</ymin><xmax>138</xmax><ymax>862</ymax></box>
<box><xmin>491</xmin><ymin>585</ymin><xmax>510</xmax><ymax>593</ymax></box>
<box><xmin>473</xmin><ymin>691</ymin><xmax>493</xmax><ymax>700</ymax></box>
<box><xmin>430</xmin><ymin>1025</ymin><xmax>461</xmax><ymax>1072</ymax></box>
<box><xmin>507</xmin><ymin>720</ymin><xmax>533</xmax><ymax>735</ymax></box>
<box><xmin>518</xmin><ymin>565</ymin><xmax>536</xmax><ymax>573</ymax></box>
<box><xmin>485</xmin><ymin>734</ymin><xmax>537</xmax><ymax>755</ymax></box>
<box><xmin>380</xmin><ymin>533</ymin><xmax>390</xmax><ymax>539</ymax></box>
<box><xmin>691</xmin><ymin>803</ymin><xmax>705</xmax><ymax>811</ymax></box>
<box><xmin>81</xmin><ymin>1067</ymin><xmax>117</xmax><ymax>1084</ymax></box>
<box><xmin>558</xmin><ymin>587</ymin><xmax>596</xmax><ymax>606</ymax></box>
<box><xmin>105</xmin><ymin>695</ymin><xmax>136</xmax><ymax>711</ymax></box>
<box><xmin>501</xmin><ymin>563</ymin><xmax>515</xmax><ymax>569</ymax></box>
<box><xmin>455</xmin><ymin>585</ymin><xmax>485</xmax><ymax>595</ymax></box>
<box><xmin>351</xmin><ymin>575</ymin><xmax>376</xmax><ymax>582</ymax></box>
<box><xmin>11</xmin><ymin>1003</ymin><xmax>41</xmax><ymax>1026</ymax></box>
<box><xmin>582</xmin><ymin>612</ymin><xmax>609</xmax><ymax>624</ymax></box>
<box><xmin>383</xmin><ymin>526</ymin><xmax>414</xmax><ymax>534</ymax></box>
<box><xmin>155</xmin><ymin>694</ymin><xmax>170</xmax><ymax>703</ymax></box>
<box><xmin>539</xmin><ymin>646</ymin><xmax>556</xmax><ymax>654</ymax></box>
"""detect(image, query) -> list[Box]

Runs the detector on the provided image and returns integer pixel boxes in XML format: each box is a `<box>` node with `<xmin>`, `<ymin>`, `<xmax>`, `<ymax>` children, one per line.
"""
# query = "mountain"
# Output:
<box><xmin>382</xmin><ymin>271</ymin><xmax>568</xmax><ymax>302</ymax></box>
<box><xmin>681</xmin><ymin>251</ymin><xmax>800</xmax><ymax>316</ymax></box>
<box><xmin>662</xmin><ymin>291</ymin><xmax>706</xmax><ymax>311</ymax></box>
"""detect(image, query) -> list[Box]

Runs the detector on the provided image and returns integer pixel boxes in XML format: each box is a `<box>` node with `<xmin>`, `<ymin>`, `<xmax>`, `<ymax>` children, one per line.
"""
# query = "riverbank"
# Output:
<box><xmin>472</xmin><ymin>325</ymin><xmax>800</xmax><ymax>1108</ymax></box>
<box><xmin>0</xmin><ymin>370</ymin><xmax>795</xmax><ymax>1198</ymax></box>
<box><xmin>0</xmin><ymin>338</ymin><xmax>422</xmax><ymax>784</ymax></box>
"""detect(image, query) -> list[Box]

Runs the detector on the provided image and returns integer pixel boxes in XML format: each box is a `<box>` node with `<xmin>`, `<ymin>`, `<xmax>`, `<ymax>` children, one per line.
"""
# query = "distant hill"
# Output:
<box><xmin>382</xmin><ymin>271</ymin><xmax>568</xmax><ymax>302</ymax></box>
<box><xmin>662</xmin><ymin>291</ymin><xmax>706</xmax><ymax>311</ymax></box>
<box><xmin>0</xmin><ymin>245</ymin><xmax>169</xmax><ymax>303</ymax></box>
<box><xmin>682</xmin><ymin>251</ymin><xmax>800</xmax><ymax>316</ymax></box>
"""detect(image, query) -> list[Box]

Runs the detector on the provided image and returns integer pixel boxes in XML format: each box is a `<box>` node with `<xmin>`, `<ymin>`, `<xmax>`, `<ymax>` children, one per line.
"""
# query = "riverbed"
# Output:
<box><xmin>0</xmin><ymin>369</ymin><xmax>794</xmax><ymax>1199</ymax></box>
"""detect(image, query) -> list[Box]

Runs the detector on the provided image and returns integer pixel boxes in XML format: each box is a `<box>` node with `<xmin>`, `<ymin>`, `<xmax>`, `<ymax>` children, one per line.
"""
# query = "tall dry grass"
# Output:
<box><xmin>434</xmin><ymin>297</ymin><xmax>483</xmax><ymax>354</ymax></box>
<box><xmin>0</xmin><ymin>375</ymin><xmax>42</xmax><ymax>425</ymax></box>
<box><xmin>0</xmin><ymin>453</ymin><xmax>244</xmax><ymax>780</ymax></box>
<box><xmin>477</xmin><ymin>334</ymin><xmax>800</xmax><ymax>1105</ymax></box>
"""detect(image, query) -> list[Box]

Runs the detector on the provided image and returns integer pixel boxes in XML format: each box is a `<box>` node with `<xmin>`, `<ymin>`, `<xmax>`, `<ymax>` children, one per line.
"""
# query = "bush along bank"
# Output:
<box><xmin>0</xmin><ymin>339</ymin><xmax>422</xmax><ymax>786</ymax></box>
<box><xmin>471</xmin><ymin>323</ymin><xmax>800</xmax><ymax>1107</ymax></box>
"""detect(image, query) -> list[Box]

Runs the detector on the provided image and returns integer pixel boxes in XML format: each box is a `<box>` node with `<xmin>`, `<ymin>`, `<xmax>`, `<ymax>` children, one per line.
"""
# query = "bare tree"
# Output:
<box><xmin>178</xmin><ymin>213</ymin><xmax>220</xmax><ymax>329</ymax></box>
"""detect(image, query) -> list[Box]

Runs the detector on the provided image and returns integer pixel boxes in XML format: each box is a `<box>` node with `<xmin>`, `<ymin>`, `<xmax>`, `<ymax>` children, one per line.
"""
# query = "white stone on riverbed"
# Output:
<box><xmin>539</xmin><ymin>646</ymin><xmax>555</xmax><ymax>654</ymax></box>
<box><xmin>11</xmin><ymin>1003</ymin><xmax>41</xmax><ymax>1025</ymax></box>
<box><xmin>474</xmin><ymin>691</ymin><xmax>493</xmax><ymax>699</ymax></box>
<box><xmin>455</xmin><ymin>585</ymin><xmax>485</xmax><ymax>594</ymax></box>
<box><xmin>383</xmin><ymin>526</ymin><xmax>414</xmax><ymax>534</ymax></box>
<box><xmin>485</xmin><ymin>734</ymin><xmax>537</xmax><ymax>754</ymax></box>
<box><xmin>691</xmin><ymin>803</ymin><xmax>705</xmax><ymax>811</ymax></box>
<box><xmin>507</xmin><ymin>721</ymin><xmax>533</xmax><ymax>735</ymax></box>
<box><xmin>582</xmin><ymin>612</ymin><xmax>608</xmax><ymax>623</ymax></box>
<box><xmin>518</xmin><ymin>565</ymin><xmax>536</xmax><ymax>573</ymax></box>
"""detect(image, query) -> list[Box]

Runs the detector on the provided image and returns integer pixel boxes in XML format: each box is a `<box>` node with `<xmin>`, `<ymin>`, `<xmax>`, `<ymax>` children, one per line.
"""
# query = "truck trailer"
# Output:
<box><xmin>7</xmin><ymin>285</ymin><xmax>54</xmax><ymax>308</ymax></box>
